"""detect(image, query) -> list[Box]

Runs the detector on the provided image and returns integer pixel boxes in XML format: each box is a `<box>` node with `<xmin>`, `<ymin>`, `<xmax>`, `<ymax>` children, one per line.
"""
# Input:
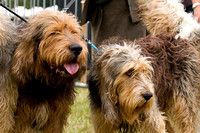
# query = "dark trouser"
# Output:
<box><xmin>185</xmin><ymin>5</ymin><xmax>193</xmax><ymax>13</ymax></box>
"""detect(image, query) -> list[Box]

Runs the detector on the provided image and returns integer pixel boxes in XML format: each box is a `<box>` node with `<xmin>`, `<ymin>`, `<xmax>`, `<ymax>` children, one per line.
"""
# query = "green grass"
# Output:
<box><xmin>64</xmin><ymin>87</ymin><xmax>94</xmax><ymax>133</ymax></box>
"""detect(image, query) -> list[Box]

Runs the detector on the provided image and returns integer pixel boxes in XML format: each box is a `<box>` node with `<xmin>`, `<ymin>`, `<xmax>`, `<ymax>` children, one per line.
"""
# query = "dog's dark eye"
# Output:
<box><xmin>48</xmin><ymin>33</ymin><xmax>56</xmax><ymax>37</ymax></box>
<box><xmin>71</xmin><ymin>31</ymin><xmax>77</xmax><ymax>34</ymax></box>
<box><xmin>126</xmin><ymin>69</ymin><xmax>135</xmax><ymax>77</ymax></box>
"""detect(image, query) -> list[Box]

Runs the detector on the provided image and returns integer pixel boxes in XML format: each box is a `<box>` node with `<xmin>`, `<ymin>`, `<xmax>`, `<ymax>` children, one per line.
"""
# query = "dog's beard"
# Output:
<box><xmin>116</xmin><ymin>82</ymin><xmax>154</xmax><ymax>125</ymax></box>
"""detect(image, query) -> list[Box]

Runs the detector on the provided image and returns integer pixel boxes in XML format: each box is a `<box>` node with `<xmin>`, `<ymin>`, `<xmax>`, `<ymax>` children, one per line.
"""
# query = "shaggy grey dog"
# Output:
<box><xmin>0</xmin><ymin>13</ymin><xmax>18</xmax><ymax>133</ymax></box>
<box><xmin>88</xmin><ymin>34</ymin><xmax>200</xmax><ymax>133</ymax></box>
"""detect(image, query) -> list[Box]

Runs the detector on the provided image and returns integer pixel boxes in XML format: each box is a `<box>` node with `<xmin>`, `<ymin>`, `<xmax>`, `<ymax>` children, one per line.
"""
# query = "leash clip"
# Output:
<box><xmin>82</xmin><ymin>35</ymin><xmax>98</xmax><ymax>50</ymax></box>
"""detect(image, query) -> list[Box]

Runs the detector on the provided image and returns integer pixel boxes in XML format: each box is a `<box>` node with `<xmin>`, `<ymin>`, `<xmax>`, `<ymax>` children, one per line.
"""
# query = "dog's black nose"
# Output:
<box><xmin>69</xmin><ymin>44</ymin><xmax>82</xmax><ymax>55</ymax></box>
<box><xmin>142</xmin><ymin>93</ymin><xmax>153</xmax><ymax>101</ymax></box>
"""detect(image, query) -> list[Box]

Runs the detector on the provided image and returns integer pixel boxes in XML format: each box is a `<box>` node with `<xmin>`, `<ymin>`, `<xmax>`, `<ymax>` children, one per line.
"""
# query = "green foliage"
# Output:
<box><xmin>5</xmin><ymin>0</ymin><xmax>53</xmax><ymax>9</ymax></box>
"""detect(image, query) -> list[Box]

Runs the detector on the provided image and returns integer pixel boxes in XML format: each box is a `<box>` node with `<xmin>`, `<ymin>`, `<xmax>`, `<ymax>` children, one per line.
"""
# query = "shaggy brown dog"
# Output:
<box><xmin>0</xmin><ymin>13</ymin><xmax>18</xmax><ymax>133</ymax></box>
<box><xmin>10</xmin><ymin>10</ymin><xmax>88</xmax><ymax>133</ymax></box>
<box><xmin>88</xmin><ymin>34</ymin><xmax>200</xmax><ymax>133</ymax></box>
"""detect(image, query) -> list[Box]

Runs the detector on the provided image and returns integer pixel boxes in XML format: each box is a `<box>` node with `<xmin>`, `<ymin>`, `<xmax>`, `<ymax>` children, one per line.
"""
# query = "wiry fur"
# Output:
<box><xmin>0</xmin><ymin>13</ymin><xmax>18</xmax><ymax>133</ymax></box>
<box><xmin>88</xmin><ymin>34</ymin><xmax>200</xmax><ymax>133</ymax></box>
<box><xmin>88</xmin><ymin>37</ymin><xmax>166</xmax><ymax>133</ymax></box>
<box><xmin>136</xmin><ymin>34</ymin><xmax>200</xmax><ymax>133</ymax></box>
<box><xmin>136</xmin><ymin>0</ymin><xmax>200</xmax><ymax>48</ymax></box>
<box><xmin>10</xmin><ymin>10</ymin><xmax>88</xmax><ymax>133</ymax></box>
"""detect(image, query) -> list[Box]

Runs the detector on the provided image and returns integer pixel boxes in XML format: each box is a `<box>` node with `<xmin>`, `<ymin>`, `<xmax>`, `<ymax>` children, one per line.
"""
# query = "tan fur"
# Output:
<box><xmin>88</xmin><ymin>34</ymin><xmax>200</xmax><ymax>133</ymax></box>
<box><xmin>135</xmin><ymin>2</ymin><xmax>200</xmax><ymax>131</ymax></box>
<box><xmin>88</xmin><ymin>37</ymin><xmax>166</xmax><ymax>133</ymax></box>
<box><xmin>136</xmin><ymin>0</ymin><xmax>200</xmax><ymax>46</ymax></box>
<box><xmin>0</xmin><ymin>13</ymin><xmax>18</xmax><ymax>133</ymax></box>
<box><xmin>10</xmin><ymin>10</ymin><xmax>88</xmax><ymax>133</ymax></box>
<box><xmin>135</xmin><ymin>34</ymin><xmax>200</xmax><ymax>133</ymax></box>
<box><xmin>0</xmin><ymin>14</ymin><xmax>18</xmax><ymax>133</ymax></box>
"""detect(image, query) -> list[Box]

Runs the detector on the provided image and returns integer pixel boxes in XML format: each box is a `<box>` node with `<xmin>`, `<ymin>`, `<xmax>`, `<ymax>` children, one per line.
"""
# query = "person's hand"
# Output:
<box><xmin>193</xmin><ymin>5</ymin><xmax>200</xmax><ymax>23</ymax></box>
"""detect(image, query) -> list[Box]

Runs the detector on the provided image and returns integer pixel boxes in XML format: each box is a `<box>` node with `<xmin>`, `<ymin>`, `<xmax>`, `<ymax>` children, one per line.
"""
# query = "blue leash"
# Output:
<box><xmin>82</xmin><ymin>35</ymin><xmax>98</xmax><ymax>51</ymax></box>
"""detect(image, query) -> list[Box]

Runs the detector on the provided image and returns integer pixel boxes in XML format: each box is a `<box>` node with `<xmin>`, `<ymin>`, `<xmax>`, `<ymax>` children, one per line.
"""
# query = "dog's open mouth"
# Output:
<box><xmin>64</xmin><ymin>63</ymin><xmax>79</xmax><ymax>75</ymax></box>
<box><xmin>50</xmin><ymin>63</ymin><xmax>80</xmax><ymax>76</ymax></box>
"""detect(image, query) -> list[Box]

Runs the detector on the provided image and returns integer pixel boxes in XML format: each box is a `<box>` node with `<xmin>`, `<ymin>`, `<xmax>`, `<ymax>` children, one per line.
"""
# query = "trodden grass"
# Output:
<box><xmin>64</xmin><ymin>87</ymin><xmax>94</xmax><ymax>133</ymax></box>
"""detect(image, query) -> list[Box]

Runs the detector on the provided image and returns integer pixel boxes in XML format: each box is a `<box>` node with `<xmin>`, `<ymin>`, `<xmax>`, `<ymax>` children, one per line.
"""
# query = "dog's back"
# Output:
<box><xmin>136</xmin><ymin>34</ymin><xmax>200</xmax><ymax>107</ymax></box>
<box><xmin>136</xmin><ymin>33</ymin><xmax>200</xmax><ymax>132</ymax></box>
<box><xmin>88</xmin><ymin>34</ymin><xmax>200</xmax><ymax>132</ymax></box>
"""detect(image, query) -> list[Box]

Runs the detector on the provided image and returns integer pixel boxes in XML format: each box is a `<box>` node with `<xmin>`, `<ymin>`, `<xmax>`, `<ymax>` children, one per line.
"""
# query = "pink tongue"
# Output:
<box><xmin>64</xmin><ymin>63</ymin><xmax>79</xmax><ymax>75</ymax></box>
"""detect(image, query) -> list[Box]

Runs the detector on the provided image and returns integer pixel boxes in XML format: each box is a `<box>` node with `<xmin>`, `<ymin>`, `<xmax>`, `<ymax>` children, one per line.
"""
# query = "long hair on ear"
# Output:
<box><xmin>10</xmin><ymin>20</ymin><xmax>44</xmax><ymax>86</ymax></box>
<box><xmin>88</xmin><ymin>40</ymin><xmax>124</xmax><ymax>125</ymax></box>
<box><xmin>88</xmin><ymin>68</ymin><xmax>122</xmax><ymax>126</ymax></box>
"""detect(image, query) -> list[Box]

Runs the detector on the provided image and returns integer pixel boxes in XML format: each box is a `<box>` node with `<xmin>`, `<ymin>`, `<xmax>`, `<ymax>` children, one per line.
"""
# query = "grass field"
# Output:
<box><xmin>64</xmin><ymin>87</ymin><xmax>94</xmax><ymax>133</ymax></box>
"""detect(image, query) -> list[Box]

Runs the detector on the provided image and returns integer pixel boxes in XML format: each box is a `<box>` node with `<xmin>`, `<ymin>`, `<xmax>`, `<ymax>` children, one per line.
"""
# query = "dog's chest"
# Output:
<box><xmin>16</xmin><ymin>78</ymin><xmax>75</xmax><ymax>130</ymax></box>
<box><xmin>19</xmin><ymin>78</ymin><xmax>71</xmax><ymax>101</ymax></box>
<box><xmin>31</xmin><ymin>104</ymin><xmax>50</xmax><ymax>130</ymax></box>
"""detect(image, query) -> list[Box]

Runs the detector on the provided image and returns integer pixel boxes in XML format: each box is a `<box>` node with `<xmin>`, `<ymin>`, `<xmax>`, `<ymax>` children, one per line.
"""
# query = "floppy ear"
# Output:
<box><xmin>88</xmin><ymin>72</ymin><xmax>101</xmax><ymax>108</ymax></box>
<box><xmin>10</xmin><ymin>40</ymin><xmax>36</xmax><ymax>86</ymax></box>
<box><xmin>88</xmin><ymin>69</ymin><xmax>121</xmax><ymax>125</ymax></box>
<box><xmin>11</xmin><ymin>23</ymin><xmax>44</xmax><ymax>86</ymax></box>
<box><xmin>100</xmin><ymin>83</ymin><xmax>121</xmax><ymax>126</ymax></box>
